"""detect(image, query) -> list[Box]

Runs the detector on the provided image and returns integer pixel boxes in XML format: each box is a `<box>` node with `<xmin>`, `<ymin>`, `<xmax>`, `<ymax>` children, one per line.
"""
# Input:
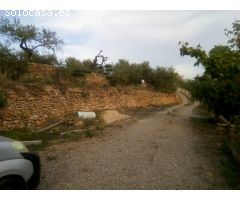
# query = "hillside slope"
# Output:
<box><xmin>0</xmin><ymin>65</ymin><xmax>181</xmax><ymax>130</ymax></box>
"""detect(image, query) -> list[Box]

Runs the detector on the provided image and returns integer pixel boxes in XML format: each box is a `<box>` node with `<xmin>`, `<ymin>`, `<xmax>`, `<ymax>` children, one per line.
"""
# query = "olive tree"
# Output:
<box><xmin>0</xmin><ymin>17</ymin><xmax>64</xmax><ymax>59</ymax></box>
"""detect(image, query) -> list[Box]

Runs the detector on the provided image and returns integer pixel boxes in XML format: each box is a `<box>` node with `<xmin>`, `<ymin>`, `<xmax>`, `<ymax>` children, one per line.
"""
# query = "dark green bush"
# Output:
<box><xmin>110</xmin><ymin>59</ymin><xmax>136</xmax><ymax>85</ymax></box>
<box><xmin>65</xmin><ymin>57</ymin><xmax>95</xmax><ymax>77</ymax></box>
<box><xmin>0</xmin><ymin>91</ymin><xmax>7</xmax><ymax>108</ymax></box>
<box><xmin>0</xmin><ymin>43</ymin><xmax>28</xmax><ymax>80</ymax></box>
<box><xmin>179</xmin><ymin>20</ymin><xmax>240</xmax><ymax>120</ymax></box>
<box><xmin>109</xmin><ymin>59</ymin><xmax>153</xmax><ymax>86</ymax></box>
<box><xmin>71</xmin><ymin>68</ymin><xmax>92</xmax><ymax>78</ymax></box>
<box><xmin>151</xmin><ymin>67</ymin><xmax>180</xmax><ymax>93</ymax></box>
<box><xmin>31</xmin><ymin>53</ymin><xmax>59</xmax><ymax>66</ymax></box>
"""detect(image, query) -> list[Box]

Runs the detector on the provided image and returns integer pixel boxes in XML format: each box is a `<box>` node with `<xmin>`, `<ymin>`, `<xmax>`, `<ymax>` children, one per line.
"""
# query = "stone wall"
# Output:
<box><xmin>0</xmin><ymin>85</ymin><xmax>181</xmax><ymax>131</ymax></box>
<box><xmin>217</xmin><ymin>122</ymin><xmax>240</xmax><ymax>165</ymax></box>
<box><xmin>24</xmin><ymin>63</ymin><xmax>58</xmax><ymax>80</ymax></box>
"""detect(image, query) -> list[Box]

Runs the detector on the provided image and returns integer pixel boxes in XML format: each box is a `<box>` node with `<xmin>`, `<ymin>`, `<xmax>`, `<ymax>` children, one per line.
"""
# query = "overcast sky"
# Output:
<box><xmin>1</xmin><ymin>10</ymin><xmax>240</xmax><ymax>79</ymax></box>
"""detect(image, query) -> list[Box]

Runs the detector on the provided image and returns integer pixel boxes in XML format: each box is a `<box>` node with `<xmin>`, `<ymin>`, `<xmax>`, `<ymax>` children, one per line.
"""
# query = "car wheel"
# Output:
<box><xmin>0</xmin><ymin>176</ymin><xmax>28</xmax><ymax>190</ymax></box>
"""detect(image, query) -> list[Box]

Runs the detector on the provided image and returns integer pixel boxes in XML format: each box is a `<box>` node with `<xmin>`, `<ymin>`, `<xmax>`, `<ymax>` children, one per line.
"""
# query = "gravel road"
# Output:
<box><xmin>38</xmin><ymin>93</ymin><xmax>231</xmax><ymax>189</ymax></box>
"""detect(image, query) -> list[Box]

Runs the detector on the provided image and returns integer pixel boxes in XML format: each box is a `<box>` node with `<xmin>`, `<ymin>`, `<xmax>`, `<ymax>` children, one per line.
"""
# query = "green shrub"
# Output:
<box><xmin>31</xmin><ymin>53</ymin><xmax>59</xmax><ymax>66</ymax></box>
<box><xmin>151</xmin><ymin>67</ymin><xmax>180</xmax><ymax>93</ymax></box>
<box><xmin>0</xmin><ymin>43</ymin><xmax>28</xmax><ymax>80</ymax></box>
<box><xmin>71</xmin><ymin>68</ymin><xmax>91</xmax><ymax>77</ymax></box>
<box><xmin>179</xmin><ymin>20</ymin><xmax>240</xmax><ymax>119</ymax></box>
<box><xmin>109</xmin><ymin>59</ymin><xmax>153</xmax><ymax>86</ymax></box>
<box><xmin>0</xmin><ymin>91</ymin><xmax>7</xmax><ymax>108</ymax></box>
<box><xmin>84</xmin><ymin>129</ymin><xmax>95</xmax><ymax>138</ymax></box>
<box><xmin>65</xmin><ymin>57</ymin><xmax>95</xmax><ymax>78</ymax></box>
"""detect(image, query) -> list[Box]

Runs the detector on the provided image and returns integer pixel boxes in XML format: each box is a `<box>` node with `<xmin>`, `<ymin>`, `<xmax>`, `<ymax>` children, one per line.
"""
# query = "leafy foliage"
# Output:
<box><xmin>151</xmin><ymin>67</ymin><xmax>180</xmax><ymax>93</ymax></box>
<box><xmin>31</xmin><ymin>52</ymin><xmax>59</xmax><ymax>66</ymax></box>
<box><xmin>0</xmin><ymin>17</ymin><xmax>64</xmax><ymax>58</ymax></box>
<box><xmin>109</xmin><ymin>59</ymin><xmax>180</xmax><ymax>92</ymax></box>
<box><xmin>0</xmin><ymin>43</ymin><xmax>28</xmax><ymax>80</ymax></box>
<box><xmin>65</xmin><ymin>57</ymin><xmax>95</xmax><ymax>77</ymax></box>
<box><xmin>0</xmin><ymin>91</ymin><xmax>7</xmax><ymax>108</ymax></box>
<box><xmin>225</xmin><ymin>19</ymin><xmax>240</xmax><ymax>51</ymax></box>
<box><xmin>179</xmin><ymin>20</ymin><xmax>240</xmax><ymax>119</ymax></box>
<box><xmin>109</xmin><ymin>59</ymin><xmax>153</xmax><ymax>86</ymax></box>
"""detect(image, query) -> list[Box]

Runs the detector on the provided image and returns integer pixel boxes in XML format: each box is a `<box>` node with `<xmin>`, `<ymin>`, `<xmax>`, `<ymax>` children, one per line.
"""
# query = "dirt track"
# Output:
<box><xmin>38</xmin><ymin>93</ymin><xmax>233</xmax><ymax>189</ymax></box>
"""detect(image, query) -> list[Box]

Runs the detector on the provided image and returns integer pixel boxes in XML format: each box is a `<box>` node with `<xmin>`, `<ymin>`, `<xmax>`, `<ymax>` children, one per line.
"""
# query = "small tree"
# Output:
<box><xmin>179</xmin><ymin>20</ymin><xmax>240</xmax><ymax>120</ymax></box>
<box><xmin>0</xmin><ymin>17</ymin><xmax>64</xmax><ymax>59</ymax></box>
<box><xmin>136</xmin><ymin>61</ymin><xmax>153</xmax><ymax>83</ymax></box>
<box><xmin>110</xmin><ymin>59</ymin><xmax>133</xmax><ymax>85</ymax></box>
<box><xmin>151</xmin><ymin>67</ymin><xmax>180</xmax><ymax>93</ymax></box>
<box><xmin>110</xmin><ymin>59</ymin><xmax>151</xmax><ymax>86</ymax></box>
<box><xmin>65</xmin><ymin>57</ymin><xmax>94</xmax><ymax>77</ymax></box>
<box><xmin>0</xmin><ymin>43</ymin><xmax>28</xmax><ymax>80</ymax></box>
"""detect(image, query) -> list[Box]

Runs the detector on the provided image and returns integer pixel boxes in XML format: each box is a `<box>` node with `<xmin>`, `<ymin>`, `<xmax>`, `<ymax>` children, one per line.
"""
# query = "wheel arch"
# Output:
<box><xmin>0</xmin><ymin>159</ymin><xmax>34</xmax><ymax>182</ymax></box>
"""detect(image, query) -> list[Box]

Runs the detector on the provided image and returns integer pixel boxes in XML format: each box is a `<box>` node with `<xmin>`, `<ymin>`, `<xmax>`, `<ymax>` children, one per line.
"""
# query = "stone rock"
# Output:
<box><xmin>25</xmin><ymin>92</ymin><xmax>31</xmax><ymax>97</ymax></box>
<box><xmin>35</xmin><ymin>120</ymin><xmax>43</xmax><ymax>127</ymax></box>
<box><xmin>102</xmin><ymin>110</ymin><xmax>129</xmax><ymax>124</ymax></box>
<box><xmin>2</xmin><ymin>121</ymin><xmax>8</xmax><ymax>126</ymax></box>
<box><xmin>73</xmin><ymin>120</ymin><xmax>85</xmax><ymax>128</ymax></box>
<box><xmin>29</xmin><ymin>114</ymin><xmax>39</xmax><ymax>120</ymax></box>
<box><xmin>7</xmin><ymin>91</ymin><xmax>16</xmax><ymax>95</ymax></box>
<box><xmin>28</xmin><ymin>97</ymin><xmax>35</xmax><ymax>101</ymax></box>
<box><xmin>19</xmin><ymin>122</ymin><xmax>25</xmax><ymax>129</ymax></box>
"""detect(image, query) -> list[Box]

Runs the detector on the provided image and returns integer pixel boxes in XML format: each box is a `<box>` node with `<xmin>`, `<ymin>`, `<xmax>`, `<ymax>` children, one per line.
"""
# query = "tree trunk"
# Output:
<box><xmin>19</xmin><ymin>41</ymin><xmax>33</xmax><ymax>60</ymax></box>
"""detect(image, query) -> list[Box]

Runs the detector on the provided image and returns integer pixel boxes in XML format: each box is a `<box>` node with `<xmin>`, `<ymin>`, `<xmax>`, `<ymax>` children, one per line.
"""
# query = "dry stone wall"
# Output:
<box><xmin>0</xmin><ymin>85</ymin><xmax>181</xmax><ymax>131</ymax></box>
<box><xmin>24</xmin><ymin>63</ymin><xmax>58</xmax><ymax>80</ymax></box>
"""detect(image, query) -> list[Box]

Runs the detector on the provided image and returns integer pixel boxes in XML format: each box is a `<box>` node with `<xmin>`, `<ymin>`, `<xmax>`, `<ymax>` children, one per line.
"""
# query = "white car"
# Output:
<box><xmin>0</xmin><ymin>136</ymin><xmax>40</xmax><ymax>189</ymax></box>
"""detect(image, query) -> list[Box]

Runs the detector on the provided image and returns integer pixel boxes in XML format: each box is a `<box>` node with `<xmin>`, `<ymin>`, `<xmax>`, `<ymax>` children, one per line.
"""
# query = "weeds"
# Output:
<box><xmin>84</xmin><ymin>129</ymin><xmax>95</xmax><ymax>138</ymax></box>
<box><xmin>0</xmin><ymin>91</ymin><xmax>7</xmax><ymax>108</ymax></box>
<box><xmin>191</xmin><ymin>114</ymin><xmax>240</xmax><ymax>189</ymax></box>
<box><xmin>0</xmin><ymin>128</ymin><xmax>67</xmax><ymax>151</ymax></box>
<box><xmin>0</xmin><ymin>111</ymin><xmax>104</xmax><ymax>150</ymax></box>
<box><xmin>219</xmin><ymin>142</ymin><xmax>240</xmax><ymax>188</ymax></box>
<box><xmin>192</xmin><ymin>104</ymin><xmax>213</xmax><ymax>118</ymax></box>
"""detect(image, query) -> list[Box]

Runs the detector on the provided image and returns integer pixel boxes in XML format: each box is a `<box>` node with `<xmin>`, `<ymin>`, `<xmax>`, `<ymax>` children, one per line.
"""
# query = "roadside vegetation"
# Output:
<box><xmin>179</xmin><ymin>20</ymin><xmax>240</xmax><ymax>123</ymax></box>
<box><xmin>190</xmin><ymin>116</ymin><xmax>240</xmax><ymax>189</ymax></box>
<box><xmin>1</xmin><ymin>112</ymin><xmax>104</xmax><ymax>151</ymax></box>
<box><xmin>0</xmin><ymin>17</ymin><xmax>182</xmax><ymax>109</ymax></box>
<box><xmin>180</xmin><ymin>20</ymin><xmax>240</xmax><ymax>174</ymax></box>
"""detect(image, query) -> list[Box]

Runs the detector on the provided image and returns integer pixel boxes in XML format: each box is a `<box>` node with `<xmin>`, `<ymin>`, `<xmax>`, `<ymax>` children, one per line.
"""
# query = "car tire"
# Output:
<box><xmin>0</xmin><ymin>176</ymin><xmax>28</xmax><ymax>190</ymax></box>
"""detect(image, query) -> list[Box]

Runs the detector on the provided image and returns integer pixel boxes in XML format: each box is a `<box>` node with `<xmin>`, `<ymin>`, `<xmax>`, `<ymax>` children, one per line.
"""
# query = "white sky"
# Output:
<box><xmin>1</xmin><ymin>10</ymin><xmax>240</xmax><ymax>79</ymax></box>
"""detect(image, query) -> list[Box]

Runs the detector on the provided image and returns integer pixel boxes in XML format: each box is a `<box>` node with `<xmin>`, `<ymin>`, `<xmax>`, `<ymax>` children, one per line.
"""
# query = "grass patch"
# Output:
<box><xmin>191</xmin><ymin>115</ymin><xmax>240</xmax><ymax>189</ymax></box>
<box><xmin>1</xmin><ymin>128</ymin><xmax>42</xmax><ymax>141</ymax></box>
<box><xmin>0</xmin><ymin>128</ymin><xmax>61</xmax><ymax>151</ymax></box>
<box><xmin>84</xmin><ymin>129</ymin><xmax>95</xmax><ymax>138</ymax></box>
<box><xmin>192</xmin><ymin>104</ymin><xmax>213</xmax><ymax>118</ymax></box>
<box><xmin>0</xmin><ymin>128</ymin><xmax>92</xmax><ymax>150</ymax></box>
<box><xmin>0</xmin><ymin>115</ymin><xmax>104</xmax><ymax>150</ymax></box>
<box><xmin>219</xmin><ymin>142</ymin><xmax>240</xmax><ymax>189</ymax></box>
